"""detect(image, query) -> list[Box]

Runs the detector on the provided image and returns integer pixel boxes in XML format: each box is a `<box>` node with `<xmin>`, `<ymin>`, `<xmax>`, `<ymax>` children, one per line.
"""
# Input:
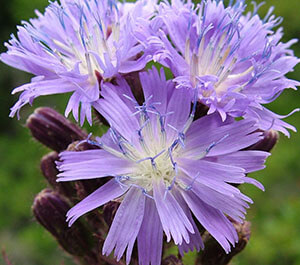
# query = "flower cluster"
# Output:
<box><xmin>137</xmin><ymin>0</ymin><xmax>300</xmax><ymax>135</ymax></box>
<box><xmin>1</xmin><ymin>0</ymin><xmax>155</xmax><ymax>124</ymax></box>
<box><xmin>2</xmin><ymin>0</ymin><xmax>299</xmax><ymax>265</ymax></box>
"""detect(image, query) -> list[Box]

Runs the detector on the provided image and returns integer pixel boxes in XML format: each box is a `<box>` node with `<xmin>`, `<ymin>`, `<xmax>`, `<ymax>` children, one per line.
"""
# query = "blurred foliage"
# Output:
<box><xmin>0</xmin><ymin>0</ymin><xmax>300</xmax><ymax>264</ymax></box>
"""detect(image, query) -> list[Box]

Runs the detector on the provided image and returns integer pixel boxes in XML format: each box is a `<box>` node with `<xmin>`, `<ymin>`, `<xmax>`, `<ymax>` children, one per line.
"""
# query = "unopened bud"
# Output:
<box><xmin>231</xmin><ymin>219</ymin><xmax>251</xmax><ymax>254</ymax></box>
<box><xmin>65</xmin><ymin>141</ymin><xmax>108</xmax><ymax>232</ymax></box>
<box><xmin>27</xmin><ymin>107</ymin><xmax>87</xmax><ymax>152</ymax></box>
<box><xmin>248</xmin><ymin>130</ymin><xmax>279</xmax><ymax>152</ymax></box>
<box><xmin>32</xmin><ymin>189</ymin><xmax>95</xmax><ymax>257</ymax></box>
<box><xmin>40</xmin><ymin>152</ymin><xmax>77</xmax><ymax>200</ymax></box>
<box><xmin>67</xmin><ymin>140</ymin><xmax>100</xmax><ymax>152</ymax></box>
<box><xmin>74</xmin><ymin>179</ymin><xmax>108</xmax><ymax>201</ymax></box>
<box><xmin>197</xmin><ymin>220</ymin><xmax>251</xmax><ymax>265</ymax></box>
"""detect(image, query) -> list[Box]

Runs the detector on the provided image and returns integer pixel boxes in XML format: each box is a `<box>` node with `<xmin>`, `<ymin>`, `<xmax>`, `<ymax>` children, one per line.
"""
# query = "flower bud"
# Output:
<box><xmin>32</xmin><ymin>189</ymin><xmax>96</xmax><ymax>258</ymax></box>
<box><xmin>248</xmin><ymin>130</ymin><xmax>279</xmax><ymax>152</ymax></box>
<box><xmin>197</xmin><ymin>220</ymin><xmax>251</xmax><ymax>265</ymax></box>
<box><xmin>64</xmin><ymin>141</ymin><xmax>109</xmax><ymax>232</ymax></box>
<box><xmin>26</xmin><ymin>107</ymin><xmax>87</xmax><ymax>152</ymax></box>
<box><xmin>67</xmin><ymin>140</ymin><xmax>100</xmax><ymax>152</ymax></box>
<box><xmin>40</xmin><ymin>152</ymin><xmax>77</xmax><ymax>200</ymax></box>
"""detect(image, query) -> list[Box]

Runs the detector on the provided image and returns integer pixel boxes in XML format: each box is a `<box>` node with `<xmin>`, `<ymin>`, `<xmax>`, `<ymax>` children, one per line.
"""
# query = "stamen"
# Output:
<box><xmin>263</xmin><ymin>6</ymin><xmax>275</xmax><ymax>23</ymax></box>
<box><xmin>192</xmin><ymin>134</ymin><xmax>230</xmax><ymax>160</ymax></box>
<box><xmin>115</xmin><ymin>175</ymin><xmax>130</xmax><ymax>189</ymax></box>
<box><xmin>185</xmin><ymin>172</ymin><xmax>200</xmax><ymax>191</ymax></box>
<box><xmin>123</xmin><ymin>94</ymin><xmax>138</xmax><ymax>104</ymax></box>
<box><xmin>75</xmin><ymin>133</ymin><xmax>103</xmax><ymax>149</ymax></box>
<box><xmin>137</xmin><ymin>149</ymin><xmax>166</xmax><ymax>169</ymax></box>
<box><xmin>262</xmin><ymin>40</ymin><xmax>273</xmax><ymax>60</ymax></box>
<box><xmin>130</xmin><ymin>184</ymin><xmax>154</xmax><ymax>199</ymax></box>
<box><xmin>168</xmin><ymin>144</ymin><xmax>178</xmax><ymax>170</ymax></box>
<box><xmin>137</xmin><ymin>119</ymin><xmax>151</xmax><ymax>154</ymax></box>
<box><xmin>168</xmin><ymin>126</ymin><xmax>187</xmax><ymax>151</ymax></box>
<box><xmin>109</xmin><ymin>128</ymin><xmax>126</xmax><ymax>154</ymax></box>
<box><xmin>206</xmin><ymin>134</ymin><xmax>229</xmax><ymax>153</ymax></box>
<box><xmin>166</xmin><ymin>175</ymin><xmax>177</xmax><ymax>191</ymax></box>
<box><xmin>109</xmin><ymin>128</ymin><xmax>140</xmax><ymax>161</ymax></box>
<box><xmin>266</xmin><ymin>118</ymin><xmax>275</xmax><ymax>131</ymax></box>
<box><xmin>250</xmin><ymin>1</ymin><xmax>265</xmax><ymax>17</ymax></box>
<box><xmin>155</xmin><ymin>112</ymin><xmax>172</xmax><ymax>148</ymax></box>
<box><xmin>142</xmin><ymin>189</ymin><xmax>154</xmax><ymax>200</ymax></box>
<box><xmin>183</xmin><ymin>90</ymin><xmax>198</xmax><ymax>134</ymax></box>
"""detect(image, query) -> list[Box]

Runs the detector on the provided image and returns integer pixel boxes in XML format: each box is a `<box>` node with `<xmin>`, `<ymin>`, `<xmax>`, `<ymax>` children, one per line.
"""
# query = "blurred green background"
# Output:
<box><xmin>0</xmin><ymin>0</ymin><xmax>299</xmax><ymax>264</ymax></box>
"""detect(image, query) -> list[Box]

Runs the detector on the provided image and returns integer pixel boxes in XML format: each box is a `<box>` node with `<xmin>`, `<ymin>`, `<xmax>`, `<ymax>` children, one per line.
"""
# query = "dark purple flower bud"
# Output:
<box><xmin>248</xmin><ymin>129</ymin><xmax>279</xmax><ymax>152</ymax></box>
<box><xmin>64</xmin><ymin>141</ymin><xmax>108</xmax><ymax>232</ymax></box>
<box><xmin>32</xmin><ymin>189</ymin><xmax>96</xmax><ymax>258</ymax></box>
<box><xmin>26</xmin><ymin>107</ymin><xmax>87</xmax><ymax>152</ymax></box>
<box><xmin>197</xmin><ymin>220</ymin><xmax>251</xmax><ymax>265</ymax></box>
<box><xmin>40</xmin><ymin>152</ymin><xmax>77</xmax><ymax>200</ymax></box>
<box><xmin>67</xmin><ymin>140</ymin><xmax>100</xmax><ymax>152</ymax></box>
<box><xmin>74</xmin><ymin>180</ymin><xmax>108</xmax><ymax>201</ymax></box>
<box><xmin>231</xmin><ymin>219</ymin><xmax>251</xmax><ymax>253</ymax></box>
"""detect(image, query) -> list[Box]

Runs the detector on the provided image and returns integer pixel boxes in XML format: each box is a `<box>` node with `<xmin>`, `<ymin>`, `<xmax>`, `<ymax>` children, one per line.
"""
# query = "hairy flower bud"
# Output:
<box><xmin>40</xmin><ymin>152</ymin><xmax>77</xmax><ymax>200</ymax></box>
<box><xmin>32</xmin><ymin>189</ymin><xmax>96</xmax><ymax>258</ymax></box>
<box><xmin>248</xmin><ymin>130</ymin><xmax>279</xmax><ymax>152</ymax></box>
<box><xmin>27</xmin><ymin>107</ymin><xmax>87</xmax><ymax>152</ymax></box>
<box><xmin>197</xmin><ymin>220</ymin><xmax>251</xmax><ymax>265</ymax></box>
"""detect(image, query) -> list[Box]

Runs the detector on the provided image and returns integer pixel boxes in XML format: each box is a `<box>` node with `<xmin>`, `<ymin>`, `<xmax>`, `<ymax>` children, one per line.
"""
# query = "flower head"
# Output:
<box><xmin>1</xmin><ymin>0</ymin><xmax>155</xmax><ymax>124</ymax></box>
<box><xmin>57</xmin><ymin>67</ymin><xmax>269</xmax><ymax>265</ymax></box>
<box><xmin>142</xmin><ymin>0</ymin><xmax>300</xmax><ymax>136</ymax></box>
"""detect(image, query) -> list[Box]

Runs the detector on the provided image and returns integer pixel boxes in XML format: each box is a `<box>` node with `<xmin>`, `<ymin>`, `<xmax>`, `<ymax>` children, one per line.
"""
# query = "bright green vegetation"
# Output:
<box><xmin>0</xmin><ymin>1</ymin><xmax>300</xmax><ymax>264</ymax></box>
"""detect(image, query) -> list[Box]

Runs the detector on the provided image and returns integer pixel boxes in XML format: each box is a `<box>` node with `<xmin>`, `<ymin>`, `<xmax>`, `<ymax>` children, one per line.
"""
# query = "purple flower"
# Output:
<box><xmin>57</xmin><ymin>67</ymin><xmax>269</xmax><ymax>265</ymax></box>
<box><xmin>1</xmin><ymin>0</ymin><xmax>155</xmax><ymax>125</ymax></box>
<box><xmin>141</xmin><ymin>0</ymin><xmax>300</xmax><ymax>136</ymax></box>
